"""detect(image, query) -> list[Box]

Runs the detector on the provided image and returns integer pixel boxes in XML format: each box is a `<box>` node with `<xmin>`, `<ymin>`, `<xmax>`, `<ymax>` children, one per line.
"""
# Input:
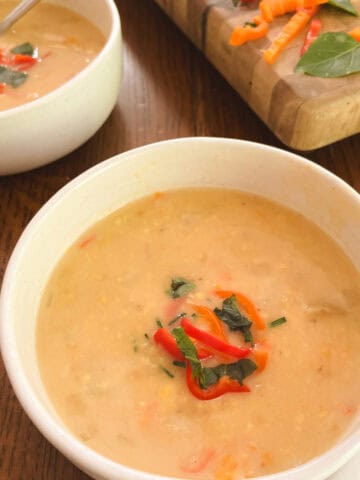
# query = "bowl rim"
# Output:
<box><xmin>1</xmin><ymin>137</ymin><xmax>360</xmax><ymax>480</ymax></box>
<box><xmin>0</xmin><ymin>0</ymin><xmax>121</xmax><ymax>118</ymax></box>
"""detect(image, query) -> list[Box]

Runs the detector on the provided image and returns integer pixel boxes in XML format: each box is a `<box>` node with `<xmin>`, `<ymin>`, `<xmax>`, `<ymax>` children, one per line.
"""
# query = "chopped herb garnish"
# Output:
<box><xmin>168</xmin><ymin>312</ymin><xmax>186</xmax><ymax>326</ymax></box>
<box><xmin>144</xmin><ymin>333</ymin><xmax>149</xmax><ymax>340</ymax></box>
<box><xmin>0</xmin><ymin>66</ymin><xmax>27</xmax><ymax>88</ymax></box>
<box><xmin>156</xmin><ymin>318</ymin><xmax>164</xmax><ymax>328</ymax></box>
<box><xmin>159</xmin><ymin>365</ymin><xmax>174</xmax><ymax>378</ymax></box>
<box><xmin>244</xmin><ymin>21</ymin><xmax>257</xmax><ymax>28</ymax></box>
<box><xmin>214</xmin><ymin>295</ymin><xmax>254</xmax><ymax>345</ymax></box>
<box><xmin>167</xmin><ymin>277</ymin><xmax>195</xmax><ymax>298</ymax></box>
<box><xmin>173</xmin><ymin>360</ymin><xmax>186</xmax><ymax>368</ymax></box>
<box><xmin>11</xmin><ymin>42</ymin><xmax>35</xmax><ymax>56</ymax></box>
<box><xmin>269</xmin><ymin>316</ymin><xmax>287</xmax><ymax>328</ymax></box>
<box><xmin>203</xmin><ymin>359</ymin><xmax>257</xmax><ymax>389</ymax></box>
<box><xmin>243</xmin><ymin>328</ymin><xmax>254</xmax><ymax>345</ymax></box>
<box><xmin>191</xmin><ymin>312</ymin><xmax>198</xmax><ymax>319</ymax></box>
<box><xmin>132</xmin><ymin>338</ymin><xmax>138</xmax><ymax>352</ymax></box>
<box><xmin>172</xmin><ymin>327</ymin><xmax>205</xmax><ymax>387</ymax></box>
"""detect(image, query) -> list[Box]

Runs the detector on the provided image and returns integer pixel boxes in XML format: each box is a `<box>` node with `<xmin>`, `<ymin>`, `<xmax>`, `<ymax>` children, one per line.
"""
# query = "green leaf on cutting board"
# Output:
<box><xmin>295</xmin><ymin>32</ymin><xmax>360</xmax><ymax>78</ymax></box>
<box><xmin>327</xmin><ymin>0</ymin><xmax>359</xmax><ymax>16</ymax></box>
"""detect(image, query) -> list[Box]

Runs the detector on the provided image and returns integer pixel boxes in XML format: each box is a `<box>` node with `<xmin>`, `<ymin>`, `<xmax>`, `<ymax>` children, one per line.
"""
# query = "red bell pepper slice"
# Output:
<box><xmin>181</xmin><ymin>318</ymin><xmax>251</xmax><ymax>359</ymax></box>
<box><xmin>153</xmin><ymin>328</ymin><xmax>210</xmax><ymax>361</ymax></box>
<box><xmin>154</xmin><ymin>328</ymin><xmax>184</xmax><ymax>361</ymax></box>
<box><xmin>300</xmin><ymin>18</ymin><xmax>322</xmax><ymax>56</ymax></box>
<box><xmin>186</xmin><ymin>363</ymin><xmax>250</xmax><ymax>400</ymax></box>
<box><xmin>13</xmin><ymin>54</ymin><xmax>37</xmax><ymax>72</ymax></box>
<box><xmin>13</xmin><ymin>54</ymin><xmax>36</xmax><ymax>65</ymax></box>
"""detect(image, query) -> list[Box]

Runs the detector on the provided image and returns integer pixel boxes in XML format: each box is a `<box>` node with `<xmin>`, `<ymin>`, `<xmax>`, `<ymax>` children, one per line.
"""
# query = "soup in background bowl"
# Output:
<box><xmin>1</xmin><ymin>138</ymin><xmax>360</xmax><ymax>480</ymax></box>
<box><xmin>0</xmin><ymin>1</ymin><xmax>105</xmax><ymax>111</ymax></box>
<box><xmin>0</xmin><ymin>0</ymin><xmax>122</xmax><ymax>175</ymax></box>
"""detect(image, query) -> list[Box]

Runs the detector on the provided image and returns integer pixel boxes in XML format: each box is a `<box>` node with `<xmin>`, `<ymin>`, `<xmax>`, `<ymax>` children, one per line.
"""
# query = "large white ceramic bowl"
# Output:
<box><xmin>0</xmin><ymin>0</ymin><xmax>122</xmax><ymax>176</ymax></box>
<box><xmin>1</xmin><ymin>138</ymin><xmax>360</xmax><ymax>479</ymax></box>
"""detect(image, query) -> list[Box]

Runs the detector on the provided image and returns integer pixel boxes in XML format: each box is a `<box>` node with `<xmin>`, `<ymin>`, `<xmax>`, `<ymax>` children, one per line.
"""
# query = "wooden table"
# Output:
<box><xmin>0</xmin><ymin>1</ymin><xmax>359</xmax><ymax>478</ymax></box>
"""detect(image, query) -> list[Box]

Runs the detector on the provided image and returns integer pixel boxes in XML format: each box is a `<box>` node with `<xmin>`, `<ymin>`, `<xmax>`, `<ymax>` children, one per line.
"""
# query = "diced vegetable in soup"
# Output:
<box><xmin>0</xmin><ymin>2</ymin><xmax>105</xmax><ymax>110</ymax></box>
<box><xmin>37</xmin><ymin>189</ymin><xmax>360</xmax><ymax>479</ymax></box>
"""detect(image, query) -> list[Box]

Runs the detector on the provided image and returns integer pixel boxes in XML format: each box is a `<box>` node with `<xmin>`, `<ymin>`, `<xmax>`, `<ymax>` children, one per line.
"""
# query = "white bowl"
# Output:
<box><xmin>1</xmin><ymin>138</ymin><xmax>360</xmax><ymax>480</ymax></box>
<box><xmin>0</xmin><ymin>0</ymin><xmax>122</xmax><ymax>176</ymax></box>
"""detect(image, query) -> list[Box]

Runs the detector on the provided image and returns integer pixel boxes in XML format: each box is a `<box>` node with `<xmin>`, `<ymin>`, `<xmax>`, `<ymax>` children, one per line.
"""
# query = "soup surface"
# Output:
<box><xmin>0</xmin><ymin>2</ymin><xmax>105</xmax><ymax>110</ymax></box>
<box><xmin>37</xmin><ymin>189</ymin><xmax>360</xmax><ymax>479</ymax></box>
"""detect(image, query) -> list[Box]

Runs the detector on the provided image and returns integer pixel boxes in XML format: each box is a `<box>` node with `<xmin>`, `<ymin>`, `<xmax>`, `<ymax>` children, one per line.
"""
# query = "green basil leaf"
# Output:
<box><xmin>214</xmin><ymin>295</ymin><xmax>253</xmax><ymax>344</ymax></box>
<box><xmin>11</xmin><ymin>42</ymin><xmax>35</xmax><ymax>56</ymax></box>
<box><xmin>172</xmin><ymin>327</ymin><xmax>205</xmax><ymax>386</ymax></box>
<box><xmin>214</xmin><ymin>296</ymin><xmax>252</xmax><ymax>330</ymax></box>
<box><xmin>328</xmin><ymin>0</ymin><xmax>358</xmax><ymax>16</ymax></box>
<box><xmin>203</xmin><ymin>359</ymin><xmax>257</xmax><ymax>388</ymax></box>
<box><xmin>295</xmin><ymin>32</ymin><xmax>360</xmax><ymax>78</ymax></box>
<box><xmin>167</xmin><ymin>277</ymin><xmax>195</xmax><ymax>298</ymax></box>
<box><xmin>0</xmin><ymin>66</ymin><xmax>27</xmax><ymax>87</ymax></box>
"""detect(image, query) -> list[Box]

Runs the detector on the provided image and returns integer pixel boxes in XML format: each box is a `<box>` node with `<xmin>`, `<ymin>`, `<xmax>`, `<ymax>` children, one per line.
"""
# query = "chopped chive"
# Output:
<box><xmin>269</xmin><ymin>316</ymin><xmax>287</xmax><ymax>328</ymax></box>
<box><xmin>132</xmin><ymin>338</ymin><xmax>138</xmax><ymax>352</ymax></box>
<box><xmin>156</xmin><ymin>318</ymin><xmax>163</xmax><ymax>328</ymax></box>
<box><xmin>159</xmin><ymin>365</ymin><xmax>174</xmax><ymax>378</ymax></box>
<box><xmin>168</xmin><ymin>312</ymin><xmax>186</xmax><ymax>326</ymax></box>
<box><xmin>144</xmin><ymin>333</ymin><xmax>149</xmax><ymax>340</ymax></box>
<box><xmin>191</xmin><ymin>312</ymin><xmax>198</xmax><ymax>319</ymax></box>
<box><xmin>173</xmin><ymin>360</ymin><xmax>186</xmax><ymax>368</ymax></box>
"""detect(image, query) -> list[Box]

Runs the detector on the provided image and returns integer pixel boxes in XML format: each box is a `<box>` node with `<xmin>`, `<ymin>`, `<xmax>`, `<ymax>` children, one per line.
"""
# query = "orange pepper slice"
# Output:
<box><xmin>263</xmin><ymin>8</ymin><xmax>315</xmax><ymax>64</ymax></box>
<box><xmin>229</xmin><ymin>16</ymin><xmax>269</xmax><ymax>46</ymax></box>
<box><xmin>253</xmin><ymin>344</ymin><xmax>269</xmax><ymax>371</ymax></box>
<box><xmin>190</xmin><ymin>304</ymin><xmax>227</xmax><ymax>341</ymax></box>
<box><xmin>260</xmin><ymin>0</ymin><xmax>326</xmax><ymax>23</ymax></box>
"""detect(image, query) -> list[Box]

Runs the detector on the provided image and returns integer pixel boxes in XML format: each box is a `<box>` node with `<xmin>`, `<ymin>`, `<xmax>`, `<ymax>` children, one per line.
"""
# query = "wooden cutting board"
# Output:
<box><xmin>153</xmin><ymin>0</ymin><xmax>360</xmax><ymax>150</ymax></box>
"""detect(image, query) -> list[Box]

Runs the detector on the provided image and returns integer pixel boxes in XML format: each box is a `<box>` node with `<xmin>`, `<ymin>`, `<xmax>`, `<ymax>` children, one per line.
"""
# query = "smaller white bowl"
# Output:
<box><xmin>1</xmin><ymin>138</ymin><xmax>360</xmax><ymax>480</ymax></box>
<box><xmin>0</xmin><ymin>0</ymin><xmax>122</xmax><ymax>175</ymax></box>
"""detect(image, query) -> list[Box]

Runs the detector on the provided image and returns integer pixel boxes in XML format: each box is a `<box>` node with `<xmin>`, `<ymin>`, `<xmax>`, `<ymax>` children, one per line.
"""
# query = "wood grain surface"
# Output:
<box><xmin>154</xmin><ymin>0</ymin><xmax>360</xmax><ymax>150</ymax></box>
<box><xmin>0</xmin><ymin>0</ymin><xmax>359</xmax><ymax>479</ymax></box>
